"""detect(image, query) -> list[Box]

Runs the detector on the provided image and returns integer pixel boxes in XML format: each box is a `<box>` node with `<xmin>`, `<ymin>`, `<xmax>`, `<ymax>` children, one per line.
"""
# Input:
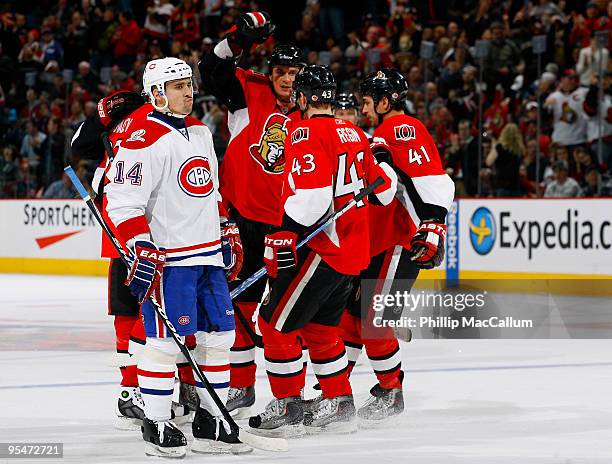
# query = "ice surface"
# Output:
<box><xmin>1</xmin><ymin>274</ymin><xmax>611</xmax><ymax>464</ymax></box>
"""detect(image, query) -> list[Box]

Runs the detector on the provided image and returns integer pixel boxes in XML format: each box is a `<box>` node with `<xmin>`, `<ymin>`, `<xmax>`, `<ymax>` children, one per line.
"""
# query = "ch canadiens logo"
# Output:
<box><xmin>394</xmin><ymin>124</ymin><xmax>416</xmax><ymax>141</ymax></box>
<box><xmin>178</xmin><ymin>156</ymin><xmax>214</xmax><ymax>198</ymax></box>
<box><xmin>249</xmin><ymin>113</ymin><xmax>289</xmax><ymax>174</ymax></box>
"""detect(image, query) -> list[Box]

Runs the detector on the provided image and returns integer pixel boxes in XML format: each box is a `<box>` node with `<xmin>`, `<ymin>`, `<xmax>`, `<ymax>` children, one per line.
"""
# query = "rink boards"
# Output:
<box><xmin>0</xmin><ymin>198</ymin><xmax>610</xmax><ymax>293</ymax></box>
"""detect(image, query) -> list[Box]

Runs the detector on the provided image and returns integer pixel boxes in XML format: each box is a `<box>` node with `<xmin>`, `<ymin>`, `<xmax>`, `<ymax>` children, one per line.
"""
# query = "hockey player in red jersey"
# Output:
<box><xmin>332</xmin><ymin>93</ymin><xmax>361</xmax><ymax>126</ymax></box>
<box><xmin>71</xmin><ymin>92</ymin><xmax>198</xmax><ymax>429</ymax></box>
<box><xmin>335</xmin><ymin>69</ymin><xmax>454</xmax><ymax>426</ymax></box>
<box><xmin>199</xmin><ymin>12</ymin><xmax>306</xmax><ymax>418</ymax></box>
<box><xmin>103</xmin><ymin>58</ymin><xmax>246</xmax><ymax>457</ymax></box>
<box><xmin>247</xmin><ymin>65</ymin><xmax>397</xmax><ymax>436</ymax></box>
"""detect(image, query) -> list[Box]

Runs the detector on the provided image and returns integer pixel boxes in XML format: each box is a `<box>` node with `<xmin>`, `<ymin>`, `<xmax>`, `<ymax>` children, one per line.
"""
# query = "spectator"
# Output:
<box><xmin>14</xmin><ymin>157</ymin><xmax>39</xmax><ymax>198</ymax></box>
<box><xmin>485</xmin><ymin>122</ymin><xmax>524</xmax><ymax>197</ymax></box>
<box><xmin>63</xmin><ymin>11</ymin><xmax>90</xmax><ymax>70</ymax></box>
<box><xmin>170</xmin><ymin>0</ymin><xmax>201</xmax><ymax>48</ymax></box>
<box><xmin>40</xmin><ymin>28</ymin><xmax>64</xmax><ymax>67</ymax></box>
<box><xmin>581</xmin><ymin>166</ymin><xmax>612</xmax><ymax>196</ymax></box>
<box><xmin>485</xmin><ymin>21</ymin><xmax>523</xmax><ymax>98</ymax></box>
<box><xmin>75</xmin><ymin>61</ymin><xmax>99</xmax><ymax>94</ymax></box>
<box><xmin>112</xmin><ymin>11</ymin><xmax>142</xmax><ymax>72</ymax></box>
<box><xmin>0</xmin><ymin>145</ymin><xmax>19</xmax><ymax>197</ymax></box>
<box><xmin>20</xmin><ymin>120</ymin><xmax>47</xmax><ymax>169</ymax></box>
<box><xmin>445</xmin><ymin>119</ymin><xmax>480</xmax><ymax>196</ymax></box>
<box><xmin>43</xmin><ymin>170</ymin><xmax>76</xmax><ymax>198</ymax></box>
<box><xmin>583</xmin><ymin>71</ymin><xmax>612</xmax><ymax>171</ymax></box>
<box><xmin>144</xmin><ymin>0</ymin><xmax>175</xmax><ymax>43</ymax></box>
<box><xmin>544</xmin><ymin>160</ymin><xmax>582</xmax><ymax>197</ymax></box>
<box><xmin>576</xmin><ymin>36</ymin><xmax>609</xmax><ymax>87</ymax></box>
<box><xmin>544</xmin><ymin>70</ymin><xmax>589</xmax><ymax>150</ymax></box>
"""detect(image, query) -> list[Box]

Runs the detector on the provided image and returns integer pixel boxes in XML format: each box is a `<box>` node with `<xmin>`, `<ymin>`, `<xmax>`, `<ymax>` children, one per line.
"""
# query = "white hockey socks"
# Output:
<box><xmin>137</xmin><ymin>337</ymin><xmax>180</xmax><ymax>422</ymax></box>
<box><xmin>193</xmin><ymin>330</ymin><xmax>234</xmax><ymax>417</ymax></box>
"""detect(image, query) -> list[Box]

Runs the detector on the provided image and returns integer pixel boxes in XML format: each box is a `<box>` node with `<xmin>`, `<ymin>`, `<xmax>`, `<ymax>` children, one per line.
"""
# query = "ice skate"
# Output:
<box><xmin>115</xmin><ymin>386</ymin><xmax>145</xmax><ymax>430</ymax></box>
<box><xmin>170</xmin><ymin>400</ymin><xmax>193</xmax><ymax>425</ymax></box>
<box><xmin>227</xmin><ymin>385</ymin><xmax>255</xmax><ymax>419</ymax></box>
<box><xmin>357</xmin><ymin>384</ymin><xmax>404</xmax><ymax>428</ymax></box>
<box><xmin>303</xmin><ymin>395</ymin><xmax>357</xmax><ymax>434</ymax></box>
<box><xmin>142</xmin><ymin>418</ymin><xmax>187</xmax><ymax>458</ymax></box>
<box><xmin>178</xmin><ymin>382</ymin><xmax>199</xmax><ymax>411</ymax></box>
<box><xmin>191</xmin><ymin>407</ymin><xmax>252</xmax><ymax>454</ymax></box>
<box><xmin>248</xmin><ymin>396</ymin><xmax>304</xmax><ymax>438</ymax></box>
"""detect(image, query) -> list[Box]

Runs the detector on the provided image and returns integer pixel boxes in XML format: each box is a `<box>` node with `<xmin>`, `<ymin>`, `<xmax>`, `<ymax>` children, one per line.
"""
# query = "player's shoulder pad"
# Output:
<box><xmin>119</xmin><ymin>113</ymin><xmax>171</xmax><ymax>150</ymax></box>
<box><xmin>242</xmin><ymin>68</ymin><xmax>270</xmax><ymax>86</ymax></box>
<box><xmin>185</xmin><ymin>116</ymin><xmax>207</xmax><ymax>128</ymax></box>
<box><xmin>381</xmin><ymin>114</ymin><xmax>426</xmax><ymax>143</ymax></box>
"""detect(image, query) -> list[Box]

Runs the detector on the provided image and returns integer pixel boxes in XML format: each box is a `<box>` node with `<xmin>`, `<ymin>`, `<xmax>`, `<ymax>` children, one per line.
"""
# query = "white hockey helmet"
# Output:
<box><xmin>142</xmin><ymin>57</ymin><xmax>195</xmax><ymax>117</ymax></box>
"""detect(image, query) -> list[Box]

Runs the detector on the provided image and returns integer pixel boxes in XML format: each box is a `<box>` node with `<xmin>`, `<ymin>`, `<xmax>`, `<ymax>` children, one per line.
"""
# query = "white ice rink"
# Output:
<box><xmin>1</xmin><ymin>274</ymin><xmax>612</xmax><ymax>464</ymax></box>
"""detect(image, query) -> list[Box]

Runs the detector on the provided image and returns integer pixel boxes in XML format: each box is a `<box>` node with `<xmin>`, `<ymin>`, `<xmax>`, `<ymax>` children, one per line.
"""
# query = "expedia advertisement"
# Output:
<box><xmin>459</xmin><ymin>199</ymin><xmax>612</xmax><ymax>276</ymax></box>
<box><xmin>0</xmin><ymin>200</ymin><xmax>103</xmax><ymax>260</ymax></box>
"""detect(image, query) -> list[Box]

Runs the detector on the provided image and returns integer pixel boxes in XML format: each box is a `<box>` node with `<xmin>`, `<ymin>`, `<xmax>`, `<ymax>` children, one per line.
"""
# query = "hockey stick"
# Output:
<box><xmin>233</xmin><ymin>302</ymin><xmax>263</xmax><ymax>348</ymax></box>
<box><xmin>65</xmin><ymin>165</ymin><xmax>288</xmax><ymax>452</ymax></box>
<box><xmin>230</xmin><ymin>176</ymin><xmax>385</xmax><ymax>300</ymax></box>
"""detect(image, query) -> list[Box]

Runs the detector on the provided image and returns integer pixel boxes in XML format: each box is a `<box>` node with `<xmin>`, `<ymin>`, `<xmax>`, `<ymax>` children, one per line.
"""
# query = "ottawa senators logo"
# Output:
<box><xmin>249</xmin><ymin>113</ymin><xmax>289</xmax><ymax>174</ymax></box>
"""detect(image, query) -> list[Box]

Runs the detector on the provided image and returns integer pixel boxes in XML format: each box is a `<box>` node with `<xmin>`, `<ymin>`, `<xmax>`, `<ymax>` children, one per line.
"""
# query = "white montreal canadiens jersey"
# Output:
<box><xmin>105</xmin><ymin>111</ymin><xmax>223</xmax><ymax>267</ymax></box>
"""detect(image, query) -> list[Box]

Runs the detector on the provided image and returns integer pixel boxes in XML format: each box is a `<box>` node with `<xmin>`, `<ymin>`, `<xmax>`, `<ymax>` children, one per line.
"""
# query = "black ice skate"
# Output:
<box><xmin>357</xmin><ymin>384</ymin><xmax>404</xmax><ymax>427</ymax></box>
<box><xmin>191</xmin><ymin>407</ymin><xmax>252</xmax><ymax>454</ymax></box>
<box><xmin>142</xmin><ymin>418</ymin><xmax>187</xmax><ymax>458</ymax></box>
<box><xmin>179</xmin><ymin>382</ymin><xmax>200</xmax><ymax>411</ymax></box>
<box><xmin>115</xmin><ymin>386</ymin><xmax>145</xmax><ymax>430</ymax></box>
<box><xmin>248</xmin><ymin>396</ymin><xmax>304</xmax><ymax>438</ymax></box>
<box><xmin>303</xmin><ymin>395</ymin><xmax>357</xmax><ymax>434</ymax></box>
<box><xmin>227</xmin><ymin>385</ymin><xmax>255</xmax><ymax>419</ymax></box>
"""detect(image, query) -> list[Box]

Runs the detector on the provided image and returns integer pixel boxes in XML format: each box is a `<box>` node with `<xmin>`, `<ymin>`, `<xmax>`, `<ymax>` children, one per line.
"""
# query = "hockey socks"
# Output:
<box><xmin>115</xmin><ymin>315</ymin><xmax>145</xmax><ymax>387</ymax></box>
<box><xmin>137</xmin><ymin>337</ymin><xmax>179</xmax><ymax>421</ymax></box>
<box><xmin>230</xmin><ymin>301</ymin><xmax>258</xmax><ymax>388</ymax></box>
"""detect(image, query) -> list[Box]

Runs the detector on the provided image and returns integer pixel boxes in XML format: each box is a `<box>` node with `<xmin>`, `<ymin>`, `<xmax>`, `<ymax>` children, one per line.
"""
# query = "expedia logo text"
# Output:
<box><xmin>291</xmin><ymin>127</ymin><xmax>309</xmax><ymax>144</ymax></box>
<box><xmin>24</xmin><ymin>204</ymin><xmax>96</xmax><ymax>227</ymax></box>
<box><xmin>469</xmin><ymin>207</ymin><xmax>495</xmax><ymax>255</ymax></box>
<box><xmin>249</xmin><ymin>113</ymin><xmax>288</xmax><ymax>174</ymax></box>
<box><xmin>394</xmin><ymin>124</ymin><xmax>416</xmax><ymax>141</ymax></box>
<box><xmin>178</xmin><ymin>156</ymin><xmax>214</xmax><ymax>198</ymax></box>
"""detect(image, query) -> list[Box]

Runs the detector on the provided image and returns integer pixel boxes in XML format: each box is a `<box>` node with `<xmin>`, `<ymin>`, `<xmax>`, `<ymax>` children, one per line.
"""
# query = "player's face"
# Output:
<box><xmin>164</xmin><ymin>78</ymin><xmax>193</xmax><ymax>115</ymax></box>
<box><xmin>270</xmin><ymin>65</ymin><xmax>300</xmax><ymax>103</ymax></box>
<box><xmin>334</xmin><ymin>108</ymin><xmax>359</xmax><ymax>125</ymax></box>
<box><xmin>361</xmin><ymin>95</ymin><xmax>379</xmax><ymax>127</ymax></box>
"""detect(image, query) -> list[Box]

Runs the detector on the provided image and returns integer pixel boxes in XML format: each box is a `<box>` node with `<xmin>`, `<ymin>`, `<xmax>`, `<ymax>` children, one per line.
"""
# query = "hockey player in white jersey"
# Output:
<box><xmin>104</xmin><ymin>57</ymin><xmax>247</xmax><ymax>457</ymax></box>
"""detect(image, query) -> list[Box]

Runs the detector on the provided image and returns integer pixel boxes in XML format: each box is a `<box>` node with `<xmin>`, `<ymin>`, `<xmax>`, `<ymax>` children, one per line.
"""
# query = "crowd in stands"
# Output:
<box><xmin>1</xmin><ymin>0</ymin><xmax>611</xmax><ymax>199</ymax></box>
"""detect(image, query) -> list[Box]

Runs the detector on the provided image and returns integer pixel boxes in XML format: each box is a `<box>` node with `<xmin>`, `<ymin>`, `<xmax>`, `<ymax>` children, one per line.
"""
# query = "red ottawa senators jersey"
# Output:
<box><xmin>219</xmin><ymin>68</ymin><xmax>302</xmax><ymax>226</ymax></box>
<box><xmin>283</xmin><ymin>115</ymin><xmax>396</xmax><ymax>275</ymax></box>
<box><xmin>369</xmin><ymin>114</ymin><xmax>454</xmax><ymax>257</ymax></box>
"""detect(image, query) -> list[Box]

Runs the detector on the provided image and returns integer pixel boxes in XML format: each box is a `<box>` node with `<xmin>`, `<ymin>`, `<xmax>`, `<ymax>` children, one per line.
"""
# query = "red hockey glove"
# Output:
<box><xmin>226</xmin><ymin>11</ymin><xmax>275</xmax><ymax>52</ymax></box>
<box><xmin>263</xmin><ymin>231</ymin><xmax>298</xmax><ymax>278</ymax></box>
<box><xmin>221</xmin><ymin>220</ymin><xmax>243</xmax><ymax>282</ymax></box>
<box><xmin>370</xmin><ymin>136</ymin><xmax>393</xmax><ymax>166</ymax></box>
<box><xmin>95</xmin><ymin>91</ymin><xmax>146</xmax><ymax>129</ymax></box>
<box><xmin>407</xmin><ymin>221</ymin><xmax>446</xmax><ymax>269</ymax></box>
<box><xmin>125</xmin><ymin>240</ymin><xmax>166</xmax><ymax>304</ymax></box>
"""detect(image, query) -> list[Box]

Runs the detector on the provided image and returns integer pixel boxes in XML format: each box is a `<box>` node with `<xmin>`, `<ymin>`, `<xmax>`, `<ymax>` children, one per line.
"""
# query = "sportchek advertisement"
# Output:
<box><xmin>0</xmin><ymin>200</ymin><xmax>103</xmax><ymax>260</ymax></box>
<box><xmin>454</xmin><ymin>199</ymin><xmax>612</xmax><ymax>276</ymax></box>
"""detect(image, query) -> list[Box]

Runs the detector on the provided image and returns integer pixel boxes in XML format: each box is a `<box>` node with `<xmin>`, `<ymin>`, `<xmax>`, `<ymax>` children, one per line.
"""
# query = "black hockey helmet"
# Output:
<box><xmin>333</xmin><ymin>93</ymin><xmax>359</xmax><ymax>111</ymax></box>
<box><xmin>360</xmin><ymin>68</ymin><xmax>408</xmax><ymax>108</ymax></box>
<box><xmin>268</xmin><ymin>44</ymin><xmax>306</xmax><ymax>71</ymax></box>
<box><xmin>293</xmin><ymin>65</ymin><xmax>336</xmax><ymax>105</ymax></box>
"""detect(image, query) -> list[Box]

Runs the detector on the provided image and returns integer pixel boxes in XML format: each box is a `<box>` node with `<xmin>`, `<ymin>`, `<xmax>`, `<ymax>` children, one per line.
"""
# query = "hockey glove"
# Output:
<box><xmin>226</xmin><ymin>11</ymin><xmax>275</xmax><ymax>52</ymax></box>
<box><xmin>95</xmin><ymin>91</ymin><xmax>146</xmax><ymax>130</ymax></box>
<box><xmin>370</xmin><ymin>137</ymin><xmax>393</xmax><ymax>166</ymax></box>
<box><xmin>221</xmin><ymin>220</ymin><xmax>244</xmax><ymax>282</ymax></box>
<box><xmin>407</xmin><ymin>221</ymin><xmax>446</xmax><ymax>269</ymax></box>
<box><xmin>263</xmin><ymin>231</ymin><xmax>297</xmax><ymax>278</ymax></box>
<box><xmin>125</xmin><ymin>240</ymin><xmax>166</xmax><ymax>304</ymax></box>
